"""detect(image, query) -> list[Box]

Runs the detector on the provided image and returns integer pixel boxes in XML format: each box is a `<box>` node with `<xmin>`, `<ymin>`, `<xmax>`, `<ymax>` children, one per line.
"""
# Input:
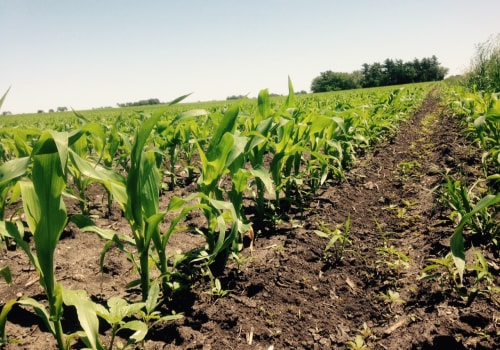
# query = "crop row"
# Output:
<box><xmin>422</xmin><ymin>86</ymin><xmax>499</xmax><ymax>300</ymax></box>
<box><xmin>0</xmin><ymin>82</ymin><xmax>432</xmax><ymax>348</ymax></box>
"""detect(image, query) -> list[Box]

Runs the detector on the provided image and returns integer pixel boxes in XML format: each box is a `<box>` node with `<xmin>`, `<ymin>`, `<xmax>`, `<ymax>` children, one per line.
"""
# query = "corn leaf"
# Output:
<box><xmin>0</xmin><ymin>298</ymin><xmax>16</xmax><ymax>343</ymax></box>
<box><xmin>21</xmin><ymin>131</ymin><xmax>68</xmax><ymax>299</ymax></box>
<box><xmin>0</xmin><ymin>157</ymin><xmax>29</xmax><ymax>188</ymax></box>
<box><xmin>208</xmin><ymin>104</ymin><xmax>239</xmax><ymax>158</ymax></box>
<box><xmin>172</xmin><ymin>109</ymin><xmax>209</xmax><ymax>124</ymax></box>
<box><xmin>0</xmin><ymin>266</ymin><xmax>11</xmax><ymax>285</ymax></box>
<box><xmin>68</xmin><ymin>149</ymin><xmax>127</xmax><ymax>207</ymax></box>
<box><xmin>450</xmin><ymin>193</ymin><xmax>500</xmax><ymax>283</ymax></box>
<box><xmin>248</xmin><ymin>165</ymin><xmax>274</xmax><ymax>193</ymax></box>
<box><xmin>257</xmin><ymin>89</ymin><xmax>271</xmax><ymax>120</ymax></box>
<box><xmin>0</xmin><ymin>87</ymin><xmax>10</xmax><ymax>111</ymax></box>
<box><xmin>18</xmin><ymin>298</ymin><xmax>55</xmax><ymax>334</ymax></box>
<box><xmin>0</xmin><ymin>220</ymin><xmax>40</xmax><ymax>272</ymax></box>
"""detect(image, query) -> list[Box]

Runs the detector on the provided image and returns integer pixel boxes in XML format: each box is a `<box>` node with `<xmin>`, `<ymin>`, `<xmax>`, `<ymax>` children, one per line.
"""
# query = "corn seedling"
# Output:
<box><xmin>1</xmin><ymin>131</ymin><xmax>70</xmax><ymax>349</ymax></box>
<box><xmin>448</xmin><ymin>187</ymin><xmax>500</xmax><ymax>284</ymax></box>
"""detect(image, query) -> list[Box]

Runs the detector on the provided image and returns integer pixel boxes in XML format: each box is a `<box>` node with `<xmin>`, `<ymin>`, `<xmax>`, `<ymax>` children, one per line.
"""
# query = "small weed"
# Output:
<box><xmin>376</xmin><ymin>245</ymin><xmax>410</xmax><ymax>283</ymax></box>
<box><xmin>345</xmin><ymin>335</ymin><xmax>369</xmax><ymax>350</ymax></box>
<box><xmin>380</xmin><ymin>289</ymin><xmax>406</xmax><ymax>306</ymax></box>
<box><xmin>345</xmin><ymin>322</ymin><xmax>375</xmax><ymax>349</ymax></box>
<box><xmin>397</xmin><ymin>160</ymin><xmax>421</xmax><ymax>177</ymax></box>
<box><xmin>314</xmin><ymin>214</ymin><xmax>352</xmax><ymax>264</ymax></box>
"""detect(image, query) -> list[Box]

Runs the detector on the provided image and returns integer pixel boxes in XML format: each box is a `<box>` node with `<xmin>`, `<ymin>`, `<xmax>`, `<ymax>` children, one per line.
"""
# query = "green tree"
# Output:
<box><xmin>311</xmin><ymin>71</ymin><xmax>360</xmax><ymax>92</ymax></box>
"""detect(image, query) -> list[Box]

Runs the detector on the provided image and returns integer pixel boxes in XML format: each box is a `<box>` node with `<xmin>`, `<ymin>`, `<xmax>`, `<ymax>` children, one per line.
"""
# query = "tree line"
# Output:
<box><xmin>311</xmin><ymin>55</ymin><xmax>448</xmax><ymax>93</ymax></box>
<box><xmin>117</xmin><ymin>98</ymin><xmax>161</xmax><ymax>107</ymax></box>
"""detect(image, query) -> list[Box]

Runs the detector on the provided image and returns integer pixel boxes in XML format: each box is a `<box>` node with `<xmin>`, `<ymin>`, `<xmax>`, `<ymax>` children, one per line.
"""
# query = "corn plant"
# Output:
<box><xmin>121</xmin><ymin>106</ymin><xmax>180</xmax><ymax>301</ymax></box>
<box><xmin>1</xmin><ymin>131</ymin><xmax>70</xmax><ymax>349</ymax></box>
<box><xmin>443</xmin><ymin>177</ymin><xmax>499</xmax><ymax>243</ymax></box>
<box><xmin>192</xmin><ymin>103</ymin><xmax>253</xmax><ymax>274</ymax></box>
<box><xmin>66</xmin><ymin>121</ymin><xmax>107</xmax><ymax>214</ymax></box>
<box><xmin>157</xmin><ymin>109</ymin><xmax>208</xmax><ymax>188</ymax></box>
<box><xmin>241</xmin><ymin>88</ymin><xmax>276</xmax><ymax>222</ymax></box>
<box><xmin>449</xmin><ymin>192</ymin><xmax>500</xmax><ymax>284</ymax></box>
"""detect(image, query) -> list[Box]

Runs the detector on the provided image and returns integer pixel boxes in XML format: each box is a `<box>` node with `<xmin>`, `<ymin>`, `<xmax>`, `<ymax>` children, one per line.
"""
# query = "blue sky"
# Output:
<box><xmin>1</xmin><ymin>0</ymin><xmax>499</xmax><ymax>114</ymax></box>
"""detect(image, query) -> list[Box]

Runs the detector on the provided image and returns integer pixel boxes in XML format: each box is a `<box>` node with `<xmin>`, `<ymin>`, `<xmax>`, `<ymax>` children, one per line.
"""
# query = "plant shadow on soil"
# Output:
<box><xmin>1</xmin><ymin>90</ymin><xmax>499</xmax><ymax>349</ymax></box>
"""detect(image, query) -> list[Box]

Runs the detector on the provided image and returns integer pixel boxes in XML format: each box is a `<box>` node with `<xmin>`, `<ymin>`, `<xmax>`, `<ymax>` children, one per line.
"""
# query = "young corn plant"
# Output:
<box><xmin>121</xmin><ymin>101</ymin><xmax>189</xmax><ymax>302</ymax></box>
<box><xmin>191</xmin><ymin>103</ymin><xmax>253</xmax><ymax>274</ymax></box>
<box><xmin>242</xmin><ymin>88</ymin><xmax>276</xmax><ymax>222</ymax></box>
<box><xmin>158</xmin><ymin>109</ymin><xmax>209</xmax><ymax>188</ymax></box>
<box><xmin>1</xmin><ymin>131</ymin><xmax>71</xmax><ymax>349</ymax></box>
<box><xmin>442</xmin><ymin>177</ymin><xmax>500</xmax><ymax>283</ymax></box>
<box><xmin>449</xmin><ymin>192</ymin><xmax>500</xmax><ymax>284</ymax></box>
<box><xmin>269</xmin><ymin>117</ymin><xmax>300</xmax><ymax>212</ymax></box>
<box><xmin>66</xmin><ymin>121</ymin><xmax>106</xmax><ymax>214</ymax></box>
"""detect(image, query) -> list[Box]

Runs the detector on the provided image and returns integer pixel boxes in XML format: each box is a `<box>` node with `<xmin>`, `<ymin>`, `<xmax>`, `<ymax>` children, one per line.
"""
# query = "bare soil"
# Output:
<box><xmin>1</xmin><ymin>89</ymin><xmax>499</xmax><ymax>349</ymax></box>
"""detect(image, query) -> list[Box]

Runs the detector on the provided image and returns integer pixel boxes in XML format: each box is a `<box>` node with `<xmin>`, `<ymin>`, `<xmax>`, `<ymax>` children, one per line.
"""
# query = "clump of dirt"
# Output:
<box><xmin>1</xmin><ymin>89</ymin><xmax>498</xmax><ymax>349</ymax></box>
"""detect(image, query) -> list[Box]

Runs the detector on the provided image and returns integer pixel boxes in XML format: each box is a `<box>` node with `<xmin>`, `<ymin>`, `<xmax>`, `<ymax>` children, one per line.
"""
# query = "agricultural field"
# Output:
<box><xmin>0</xmin><ymin>81</ymin><xmax>498</xmax><ymax>349</ymax></box>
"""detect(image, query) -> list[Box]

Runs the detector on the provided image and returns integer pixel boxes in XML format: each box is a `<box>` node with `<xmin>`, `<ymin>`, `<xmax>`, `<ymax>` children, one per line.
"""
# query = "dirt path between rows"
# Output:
<box><xmin>1</xmin><ymin>88</ymin><xmax>499</xmax><ymax>349</ymax></box>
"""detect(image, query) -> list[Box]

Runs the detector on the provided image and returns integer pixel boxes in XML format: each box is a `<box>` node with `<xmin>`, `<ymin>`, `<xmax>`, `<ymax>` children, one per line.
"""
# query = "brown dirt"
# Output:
<box><xmin>1</xmin><ymin>89</ymin><xmax>499</xmax><ymax>349</ymax></box>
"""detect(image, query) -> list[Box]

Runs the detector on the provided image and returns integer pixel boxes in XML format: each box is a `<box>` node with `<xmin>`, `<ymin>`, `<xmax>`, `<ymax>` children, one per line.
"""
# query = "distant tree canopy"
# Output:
<box><xmin>311</xmin><ymin>71</ymin><xmax>362</xmax><ymax>93</ymax></box>
<box><xmin>226</xmin><ymin>94</ymin><xmax>246</xmax><ymax>100</ymax></box>
<box><xmin>311</xmin><ymin>56</ymin><xmax>448</xmax><ymax>93</ymax></box>
<box><xmin>117</xmin><ymin>98</ymin><xmax>161</xmax><ymax>107</ymax></box>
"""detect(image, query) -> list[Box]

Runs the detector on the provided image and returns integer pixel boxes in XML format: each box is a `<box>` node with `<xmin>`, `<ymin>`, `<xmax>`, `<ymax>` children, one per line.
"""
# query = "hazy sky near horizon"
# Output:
<box><xmin>1</xmin><ymin>0</ymin><xmax>499</xmax><ymax>114</ymax></box>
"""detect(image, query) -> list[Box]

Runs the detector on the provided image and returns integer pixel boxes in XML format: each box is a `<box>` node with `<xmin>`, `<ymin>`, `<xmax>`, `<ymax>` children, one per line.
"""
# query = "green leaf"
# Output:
<box><xmin>18</xmin><ymin>298</ymin><xmax>55</xmax><ymax>334</ymax></box>
<box><xmin>0</xmin><ymin>299</ymin><xmax>16</xmax><ymax>343</ymax></box>
<box><xmin>62</xmin><ymin>288</ymin><xmax>104</xmax><ymax>350</ymax></box>
<box><xmin>168</xmin><ymin>93</ymin><xmax>191</xmax><ymax>106</ymax></box>
<box><xmin>145</xmin><ymin>282</ymin><xmax>161</xmax><ymax>314</ymax></box>
<box><xmin>0</xmin><ymin>86</ymin><xmax>10</xmax><ymax>111</ymax></box>
<box><xmin>22</xmin><ymin>151</ymin><xmax>67</xmax><ymax>297</ymax></box>
<box><xmin>140</xmin><ymin>151</ymin><xmax>161</xmax><ymax>217</ymax></box>
<box><xmin>0</xmin><ymin>266</ymin><xmax>11</xmax><ymax>284</ymax></box>
<box><xmin>105</xmin><ymin>297</ymin><xmax>146</xmax><ymax>325</ymax></box>
<box><xmin>121</xmin><ymin>320</ymin><xmax>148</xmax><ymax>344</ymax></box>
<box><xmin>0</xmin><ymin>220</ymin><xmax>40</xmax><ymax>273</ymax></box>
<box><xmin>126</xmin><ymin>112</ymin><xmax>164</xmax><ymax>230</ymax></box>
<box><xmin>0</xmin><ymin>157</ymin><xmax>29</xmax><ymax>188</ymax></box>
<box><xmin>208</xmin><ymin>104</ymin><xmax>239</xmax><ymax>157</ymax></box>
<box><xmin>284</xmin><ymin>76</ymin><xmax>295</xmax><ymax>109</ymax></box>
<box><xmin>68</xmin><ymin>149</ymin><xmax>127</xmax><ymax>206</ymax></box>
<box><xmin>144</xmin><ymin>212</ymin><xmax>166</xmax><ymax>246</ymax></box>
<box><xmin>70</xmin><ymin>214</ymin><xmax>134</xmax><ymax>245</ymax></box>
<box><xmin>172</xmin><ymin>109</ymin><xmax>209</xmax><ymax>124</ymax></box>
<box><xmin>249</xmin><ymin>165</ymin><xmax>274</xmax><ymax>194</ymax></box>
<box><xmin>257</xmin><ymin>89</ymin><xmax>271</xmax><ymax>119</ymax></box>
<box><xmin>451</xmin><ymin>193</ymin><xmax>500</xmax><ymax>283</ymax></box>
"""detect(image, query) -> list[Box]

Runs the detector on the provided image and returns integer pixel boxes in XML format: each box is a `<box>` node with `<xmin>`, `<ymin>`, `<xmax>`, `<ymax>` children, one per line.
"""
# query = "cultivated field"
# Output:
<box><xmin>0</xmin><ymin>82</ymin><xmax>498</xmax><ymax>349</ymax></box>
